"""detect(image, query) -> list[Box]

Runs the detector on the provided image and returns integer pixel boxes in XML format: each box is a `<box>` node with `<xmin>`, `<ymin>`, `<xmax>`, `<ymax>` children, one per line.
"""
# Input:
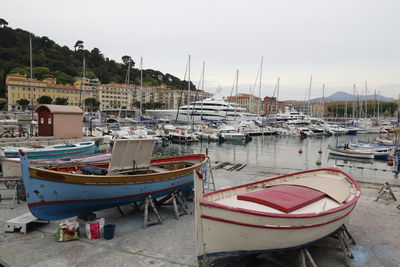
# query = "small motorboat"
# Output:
<box><xmin>217</xmin><ymin>126</ymin><xmax>248</xmax><ymax>142</ymax></box>
<box><xmin>196</xmin><ymin>128</ymin><xmax>223</xmax><ymax>142</ymax></box>
<box><xmin>169</xmin><ymin>128</ymin><xmax>198</xmax><ymax>144</ymax></box>
<box><xmin>328</xmin><ymin>145</ymin><xmax>375</xmax><ymax>159</ymax></box>
<box><xmin>194</xmin><ymin>168</ymin><xmax>360</xmax><ymax>261</ymax></box>
<box><xmin>0</xmin><ymin>141</ymin><xmax>97</xmax><ymax>159</ymax></box>
<box><xmin>349</xmin><ymin>142</ymin><xmax>393</xmax><ymax>160</ymax></box>
<box><xmin>19</xmin><ymin>139</ymin><xmax>207</xmax><ymax>221</ymax></box>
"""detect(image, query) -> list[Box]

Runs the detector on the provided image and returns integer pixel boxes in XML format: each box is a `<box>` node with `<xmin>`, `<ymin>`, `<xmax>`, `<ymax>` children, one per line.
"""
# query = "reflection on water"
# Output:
<box><xmin>153</xmin><ymin>134</ymin><xmax>398</xmax><ymax>183</ymax></box>
<box><xmin>327</xmin><ymin>154</ymin><xmax>374</xmax><ymax>164</ymax></box>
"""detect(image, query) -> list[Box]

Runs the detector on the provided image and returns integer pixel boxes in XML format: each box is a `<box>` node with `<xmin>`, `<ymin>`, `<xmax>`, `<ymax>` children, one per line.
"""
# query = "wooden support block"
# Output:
<box><xmin>143</xmin><ymin>195</ymin><xmax>163</xmax><ymax>228</ymax></box>
<box><xmin>4</xmin><ymin>212</ymin><xmax>48</xmax><ymax>234</ymax></box>
<box><xmin>299</xmin><ymin>248</ymin><xmax>317</xmax><ymax>267</ymax></box>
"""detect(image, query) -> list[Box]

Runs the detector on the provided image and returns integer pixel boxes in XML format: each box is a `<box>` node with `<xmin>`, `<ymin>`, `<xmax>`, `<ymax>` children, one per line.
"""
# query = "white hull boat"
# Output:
<box><xmin>328</xmin><ymin>146</ymin><xmax>375</xmax><ymax>159</ymax></box>
<box><xmin>196</xmin><ymin>129</ymin><xmax>222</xmax><ymax>142</ymax></box>
<box><xmin>218</xmin><ymin>126</ymin><xmax>247</xmax><ymax>142</ymax></box>
<box><xmin>194</xmin><ymin>168</ymin><xmax>360</xmax><ymax>260</ymax></box>
<box><xmin>146</xmin><ymin>97</ymin><xmax>260</xmax><ymax>123</ymax></box>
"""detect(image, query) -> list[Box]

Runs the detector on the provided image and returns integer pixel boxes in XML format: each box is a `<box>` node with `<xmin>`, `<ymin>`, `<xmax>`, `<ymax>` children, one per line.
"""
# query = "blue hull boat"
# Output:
<box><xmin>2</xmin><ymin>141</ymin><xmax>97</xmax><ymax>159</ymax></box>
<box><xmin>19</xmin><ymin>139</ymin><xmax>207</xmax><ymax>220</ymax></box>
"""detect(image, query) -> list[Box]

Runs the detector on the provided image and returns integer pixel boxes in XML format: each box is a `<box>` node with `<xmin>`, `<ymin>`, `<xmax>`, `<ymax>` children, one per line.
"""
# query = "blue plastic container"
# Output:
<box><xmin>103</xmin><ymin>224</ymin><xmax>116</xmax><ymax>240</ymax></box>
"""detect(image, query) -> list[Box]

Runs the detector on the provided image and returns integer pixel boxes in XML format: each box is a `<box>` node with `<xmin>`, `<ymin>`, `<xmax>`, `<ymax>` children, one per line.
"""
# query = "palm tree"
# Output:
<box><xmin>0</xmin><ymin>18</ymin><xmax>8</xmax><ymax>28</ymax></box>
<box><xmin>74</xmin><ymin>40</ymin><xmax>84</xmax><ymax>51</ymax></box>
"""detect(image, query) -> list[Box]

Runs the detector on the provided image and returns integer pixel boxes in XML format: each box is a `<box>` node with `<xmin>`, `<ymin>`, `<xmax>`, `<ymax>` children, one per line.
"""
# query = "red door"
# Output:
<box><xmin>38</xmin><ymin>107</ymin><xmax>53</xmax><ymax>136</ymax></box>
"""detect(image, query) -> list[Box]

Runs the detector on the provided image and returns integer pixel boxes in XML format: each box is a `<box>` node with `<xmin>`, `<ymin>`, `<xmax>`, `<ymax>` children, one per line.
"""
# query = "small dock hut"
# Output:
<box><xmin>35</xmin><ymin>105</ymin><xmax>83</xmax><ymax>139</ymax></box>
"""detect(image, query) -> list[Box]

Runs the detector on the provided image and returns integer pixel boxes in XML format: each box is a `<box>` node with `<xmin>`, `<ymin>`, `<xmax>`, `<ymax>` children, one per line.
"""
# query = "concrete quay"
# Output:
<box><xmin>0</xmin><ymin>168</ymin><xmax>399</xmax><ymax>267</ymax></box>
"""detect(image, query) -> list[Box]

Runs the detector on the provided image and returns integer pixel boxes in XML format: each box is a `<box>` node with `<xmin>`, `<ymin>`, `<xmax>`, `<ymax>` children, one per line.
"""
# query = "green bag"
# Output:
<box><xmin>56</xmin><ymin>221</ymin><xmax>80</xmax><ymax>242</ymax></box>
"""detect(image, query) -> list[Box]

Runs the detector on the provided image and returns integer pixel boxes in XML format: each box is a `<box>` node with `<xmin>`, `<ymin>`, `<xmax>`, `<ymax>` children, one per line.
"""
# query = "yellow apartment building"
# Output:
<box><xmin>97</xmin><ymin>83</ymin><xmax>132</xmax><ymax>110</ymax></box>
<box><xmin>6</xmin><ymin>74</ymin><xmax>95</xmax><ymax>111</ymax></box>
<box><xmin>134</xmin><ymin>85</ymin><xmax>212</xmax><ymax>109</ymax></box>
<box><xmin>6</xmin><ymin>74</ymin><xmax>212</xmax><ymax>112</ymax></box>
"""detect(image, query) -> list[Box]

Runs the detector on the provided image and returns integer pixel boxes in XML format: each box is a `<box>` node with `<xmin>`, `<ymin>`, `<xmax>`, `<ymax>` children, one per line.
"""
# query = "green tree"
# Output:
<box><xmin>33</xmin><ymin>67</ymin><xmax>51</xmax><ymax>80</ymax></box>
<box><xmin>9</xmin><ymin>67</ymin><xmax>29</xmax><ymax>76</ymax></box>
<box><xmin>86</xmin><ymin>71</ymin><xmax>97</xmax><ymax>79</ymax></box>
<box><xmin>37</xmin><ymin>95</ymin><xmax>53</xmax><ymax>104</ymax></box>
<box><xmin>16</xmin><ymin>98</ymin><xmax>29</xmax><ymax>108</ymax></box>
<box><xmin>54</xmin><ymin>97</ymin><xmax>68</xmax><ymax>105</ymax></box>
<box><xmin>0</xmin><ymin>99</ymin><xmax>6</xmax><ymax>110</ymax></box>
<box><xmin>0</xmin><ymin>26</ymin><xmax>195</xmax><ymax>98</ymax></box>
<box><xmin>0</xmin><ymin>18</ymin><xmax>8</xmax><ymax>28</ymax></box>
<box><xmin>122</xmin><ymin>55</ymin><xmax>135</xmax><ymax>67</ymax></box>
<box><xmin>84</xmin><ymin>97</ymin><xmax>100</xmax><ymax>111</ymax></box>
<box><xmin>54</xmin><ymin>72</ymin><xmax>75</xmax><ymax>85</ymax></box>
<box><xmin>74</xmin><ymin>40</ymin><xmax>84</xmax><ymax>51</ymax></box>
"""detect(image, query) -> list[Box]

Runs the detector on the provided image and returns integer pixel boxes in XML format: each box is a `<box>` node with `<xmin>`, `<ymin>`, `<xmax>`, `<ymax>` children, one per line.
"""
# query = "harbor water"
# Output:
<box><xmin>154</xmin><ymin>134</ymin><xmax>399</xmax><ymax>185</ymax></box>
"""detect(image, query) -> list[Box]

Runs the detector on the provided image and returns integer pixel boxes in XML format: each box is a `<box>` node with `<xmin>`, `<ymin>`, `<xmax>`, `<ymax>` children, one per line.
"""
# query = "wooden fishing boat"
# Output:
<box><xmin>0</xmin><ymin>141</ymin><xmax>97</xmax><ymax>159</ymax></box>
<box><xmin>19</xmin><ymin>139</ymin><xmax>207</xmax><ymax>221</ymax></box>
<box><xmin>195</xmin><ymin>168</ymin><xmax>360</xmax><ymax>260</ymax></box>
<box><xmin>328</xmin><ymin>145</ymin><xmax>374</xmax><ymax>159</ymax></box>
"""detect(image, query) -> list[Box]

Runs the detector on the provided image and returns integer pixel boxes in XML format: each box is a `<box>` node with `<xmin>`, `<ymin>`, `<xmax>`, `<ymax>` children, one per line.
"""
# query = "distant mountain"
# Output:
<box><xmin>310</xmin><ymin>91</ymin><xmax>394</xmax><ymax>102</ymax></box>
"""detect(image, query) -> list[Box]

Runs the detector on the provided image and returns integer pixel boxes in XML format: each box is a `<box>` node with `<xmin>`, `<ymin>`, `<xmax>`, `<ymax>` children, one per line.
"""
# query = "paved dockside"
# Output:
<box><xmin>1</xmin><ymin>169</ymin><xmax>399</xmax><ymax>267</ymax></box>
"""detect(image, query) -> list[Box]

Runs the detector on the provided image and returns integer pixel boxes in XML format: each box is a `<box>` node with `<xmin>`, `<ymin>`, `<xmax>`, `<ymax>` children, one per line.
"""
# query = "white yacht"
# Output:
<box><xmin>268</xmin><ymin>106</ymin><xmax>310</xmax><ymax>123</ymax></box>
<box><xmin>146</xmin><ymin>97</ymin><xmax>259</xmax><ymax>123</ymax></box>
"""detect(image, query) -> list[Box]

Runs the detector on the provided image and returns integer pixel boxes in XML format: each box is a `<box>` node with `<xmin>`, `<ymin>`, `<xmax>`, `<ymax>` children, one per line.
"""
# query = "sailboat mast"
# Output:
<box><xmin>308</xmin><ymin>75</ymin><xmax>312</xmax><ymax>116</ymax></box>
<box><xmin>258</xmin><ymin>56</ymin><xmax>263</xmax><ymax>117</ymax></box>
<box><xmin>275</xmin><ymin>77</ymin><xmax>280</xmax><ymax>114</ymax></box>
<box><xmin>374</xmin><ymin>90</ymin><xmax>377</xmax><ymax>118</ymax></box>
<box><xmin>139</xmin><ymin>57</ymin><xmax>143</xmax><ymax>118</ymax></box>
<box><xmin>187</xmin><ymin>55</ymin><xmax>191</xmax><ymax>124</ymax></box>
<box><xmin>322</xmin><ymin>84</ymin><xmax>325</xmax><ymax>118</ymax></box>
<box><xmin>79</xmin><ymin>55</ymin><xmax>85</xmax><ymax>108</ymax></box>
<box><xmin>377</xmin><ymin>91</ymin><xmax>380</xmax><ymax>121</ymax></box>
<box><xmin>234</xmin><ymin>70</ymin><xmax>239</xmax><ymax>123</ymax></box>
<box><xmin>191</xmin><ymin>61</ymin><xmax>205</xmax><ymax>126</ymax></box>
<box><xmin>29</xmin><ymin>35</ymin><xmax>33</xmax><ymax>80</ymax></box>
<box><xmin>365</xmin><ymin>82</ymin><xmax>368</xmax><ymax>118</ymax></box>
<box><xmin>352</xmin><ymin>84</ymin><xmax>355</xmax><ymax>119</ymax></box>
<box><xmin>29</xmin><ymin>34</ymin><xmax>34</xmax><ymax>120</ymax></box>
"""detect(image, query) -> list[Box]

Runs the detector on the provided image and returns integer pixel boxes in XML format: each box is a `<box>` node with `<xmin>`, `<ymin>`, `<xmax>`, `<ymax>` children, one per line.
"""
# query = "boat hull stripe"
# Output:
<box><xmin>201</xmin><ymin>204</ymin><xmax>355</xmax><ymax>230</ymax></box>
<box><xmin>28</xmin><ymin>181</ymin><xmax>193</xmax><ymax>207</ymax></box>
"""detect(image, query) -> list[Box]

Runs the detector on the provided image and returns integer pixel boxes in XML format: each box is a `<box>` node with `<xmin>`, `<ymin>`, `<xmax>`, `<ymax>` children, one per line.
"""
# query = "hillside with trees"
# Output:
<box><xmin>0</xmin><ymin>19</ymin><xmax>196</xmax><ymax>98</ymax></box>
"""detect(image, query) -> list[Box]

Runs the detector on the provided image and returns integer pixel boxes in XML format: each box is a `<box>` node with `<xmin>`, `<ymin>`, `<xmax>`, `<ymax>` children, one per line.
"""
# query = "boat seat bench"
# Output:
<box><xmin>237</xmin><ymin>185</ymin><xmax>326</xmax><ymax>213</ymax></box>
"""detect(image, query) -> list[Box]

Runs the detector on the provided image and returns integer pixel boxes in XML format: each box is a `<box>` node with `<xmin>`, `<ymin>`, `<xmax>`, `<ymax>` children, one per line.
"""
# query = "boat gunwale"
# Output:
<box><xmin>201</xmin><ymin>168</ymin><xmax>360</xmax><ymax>219</ymax></box>
<box><xmin>28</xmin><ymin>154</ymin><xmax>207</xmax><ymax>185</ymax></box>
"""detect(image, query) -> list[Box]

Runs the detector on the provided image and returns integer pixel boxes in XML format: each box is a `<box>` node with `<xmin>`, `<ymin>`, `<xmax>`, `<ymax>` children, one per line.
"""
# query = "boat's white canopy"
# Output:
<box><xmin>108</xmin><ymin>139</ymin><xmax>155</xmax><ymax>174</ymax></box>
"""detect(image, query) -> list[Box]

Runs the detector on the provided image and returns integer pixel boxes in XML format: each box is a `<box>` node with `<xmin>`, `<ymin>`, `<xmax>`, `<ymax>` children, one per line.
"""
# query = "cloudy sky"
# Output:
<box><xmin>3</xmin><ymin>0</ymin><xmax>400</xmax><ymax>100</ymax></box>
